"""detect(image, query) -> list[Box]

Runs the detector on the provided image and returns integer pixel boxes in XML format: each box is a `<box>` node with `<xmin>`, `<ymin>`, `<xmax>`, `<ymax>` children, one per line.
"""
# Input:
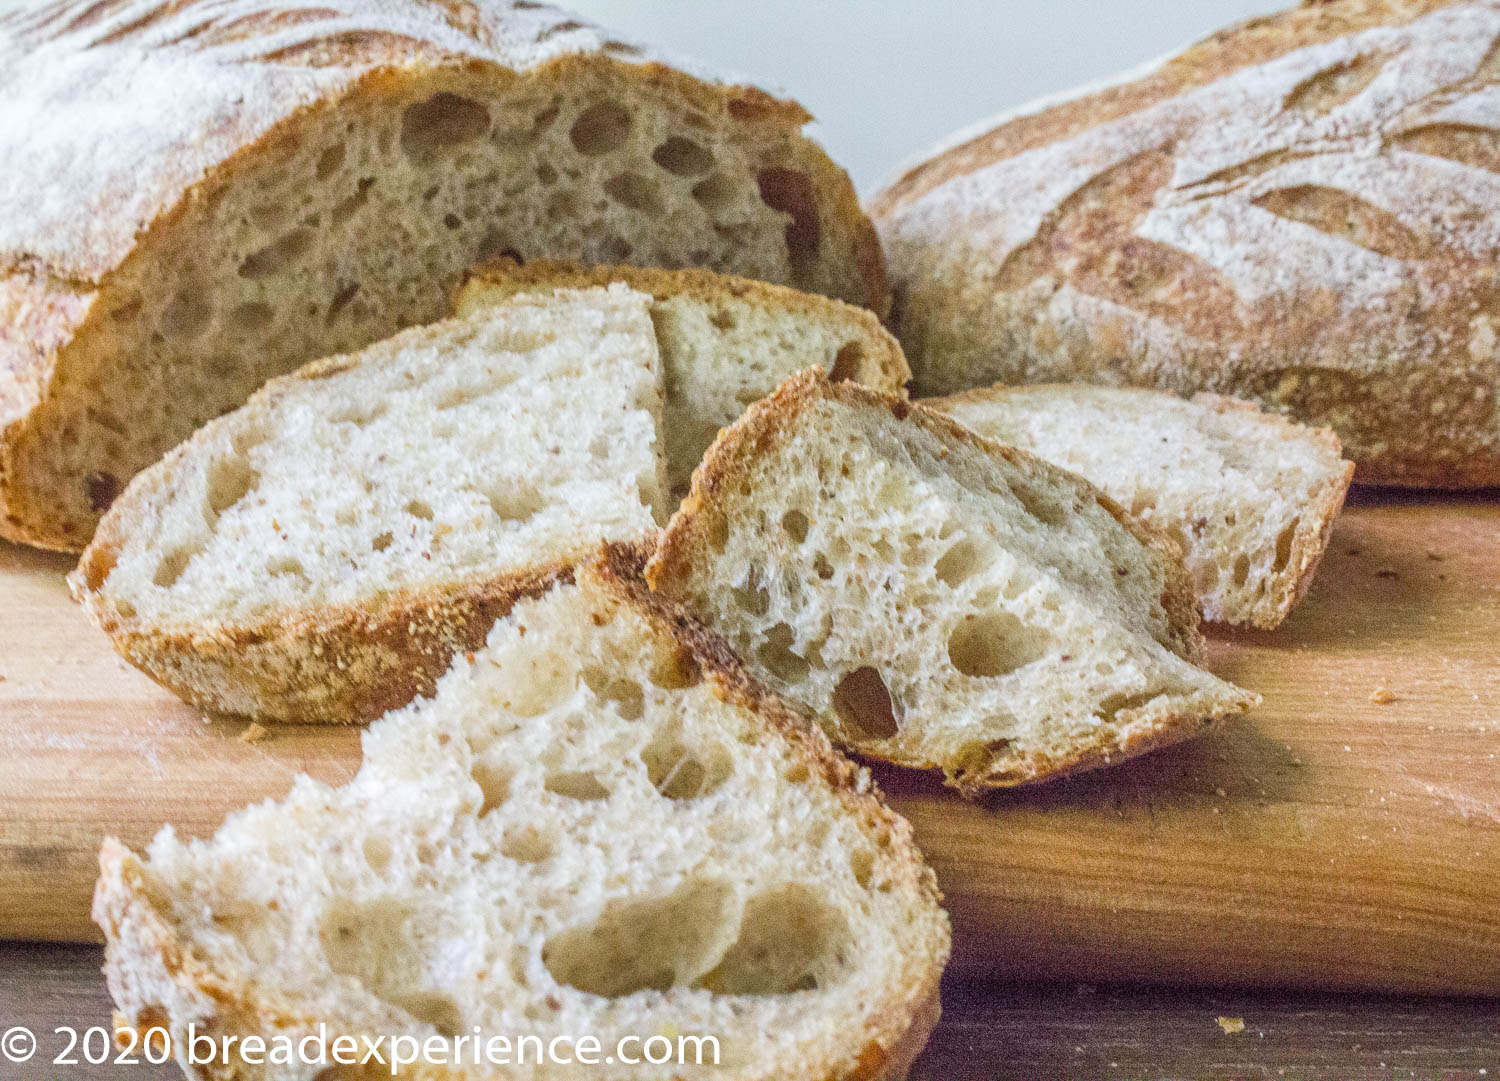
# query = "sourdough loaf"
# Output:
<box><xmin>873</xmin><ymin>0</ymin><xmax>1500</xmax><ymax>487</ymax></box>
<box><xmin>70</xmin><ymin>286</ymin><xmax>666</xmax><ymax>723</ymax></box>
<box><xmin>95</xmin><ymin>549</ymin><xmax>950</xmax><ymax>1081</ymax></box>
<box><xmin>0</xmin><ymin>0</ymin><xmax>884</xmax><ymax>551</ymax></box>
<box><xmin>646</xmin><ymin>369</ymin><xmax>1258</xmax><ymax>792</ymax></box>
<box><xmin>929</xmin><ymin>385</ymin><xmax>1354</xmax><ymax>628</ymax></box>
<box><xmin>456</xmin><ymin>260</ymin><xmax>911</xmax><ymax>493</ymax></box>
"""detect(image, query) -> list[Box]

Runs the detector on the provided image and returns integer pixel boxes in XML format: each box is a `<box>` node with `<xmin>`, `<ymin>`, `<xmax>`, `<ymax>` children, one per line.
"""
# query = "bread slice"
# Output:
<box><xmin>646</xmin><ymin>369</ymin><xmax>1258</xmax><ymax>792</ymax></box>
<box><xmin>0</xmin><ymin>0</ymin><xmax>886</xmax><ymax>552</ymax></box>
<box><xmin>456</xmin><ymin>259</ymin><xmax>912</xmax><ymax>494</ymax></box>
<box><xmin>870</xmin><ymin>0</ymin><xmax>1500</xmax><ymax>488</ymax></box>
<box><xmin>928</xmin><ymin>385</ymin><xmax>1354</xmax><ymax>629</ymax></box>
<box><xmin>94</xmin><ymin>548</ymin><xmax>950</xmax><ymax>1081</ymax></box>
<box><xmin>70</xmin><ymin>285</ymin><xmax>667</xmax><ymax>723</ymax></box>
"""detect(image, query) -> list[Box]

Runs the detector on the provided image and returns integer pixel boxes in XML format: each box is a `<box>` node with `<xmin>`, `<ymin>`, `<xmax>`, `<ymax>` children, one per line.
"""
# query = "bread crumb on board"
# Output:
<box><xmin>1370</xmin><ymin>687</ymin><xmax>1397</xmax><ymax>705</ymax></box>
<box><xmin>239</xmin><ymin>723</ymin><xmax>271</xmax><ymax>744</ymax></box>
<box><xmin>1216</xmin><ymin>1016</ymin><xmax>1246</xmax><ymax>1035</ymax></box>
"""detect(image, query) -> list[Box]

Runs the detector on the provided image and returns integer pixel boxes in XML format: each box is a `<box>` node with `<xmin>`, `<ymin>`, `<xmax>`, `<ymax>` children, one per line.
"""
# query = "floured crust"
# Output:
<box><xmin>646</xmin><ymin>369</ymin><xmax>1256</xmax><ymax>792</ymax></box>
<box><xmin>872</xmin><ymin>0</ymin><xmax>1500</xmax><ymax>488</ymax></box>
<box><xmin>929</xmin><ymin>384</ymin><xmax>1356</xmax><ymax>629</ymax></box>
<box><xmin>94</xmin><ymin>546</ymin><xmax>950</xmax><ymax>1081</ymax></box>
<box><xmin>458</xmin><ymin>258</ymin><xmax>911</xmax><ymax>394</ymax></box>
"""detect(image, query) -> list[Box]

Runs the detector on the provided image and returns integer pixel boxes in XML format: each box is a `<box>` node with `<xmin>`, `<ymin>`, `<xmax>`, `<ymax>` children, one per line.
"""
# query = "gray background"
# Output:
<box><xmin>569</xmin><ymin>0</ymin><xmax>1284</xmax><ymax>193</ymax></box>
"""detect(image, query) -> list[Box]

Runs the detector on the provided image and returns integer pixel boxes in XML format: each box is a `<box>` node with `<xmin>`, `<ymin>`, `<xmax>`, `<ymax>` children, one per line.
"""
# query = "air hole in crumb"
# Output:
<box><xmin>471</xmin><ymin>758</ymin><xmax>514</xmax><ymax>815</ymax></box>
<box><xmin>935</xmin><ymin>536</ymin><xmax>992</xmax><ymax>588</ymax></box>
<box><xmin>401</xmin><ymin>93</ymin><xmax>490</xmax><ymax>159</ymax></box>
<box><xmin>362</xmin><ymin>835</ymin><xmax>392</xmax><ymax>872</ymax></box>
<box><xmin>325</xmin><ymin>282</ymin><xmax>360</xmax><ymax>323</ymax></box>
<box><xmin>87</xmin><ymin>472</ymin><xmax>120</xmax><ymax>513</ymax></box>
<box><xmin>581</xmin><ymin>667</ymin><xmax>645</xmax><ymax>720</ymax></box>
<box><xmin>705</xmin><ymin>516</ymin><xmax>729</xmax><ymax>552</ymax></box>
<box><xmin>648</xmin><ymin>648</ymin><xmax>702</xmax><ymax>690</ymax></box>
<box><xmin>501</xmin><ymin>825</ymin><xmax>555</xmax><ymax>863</ymax></box>
<box><xmin>315</xmin><ymin>141</ymin><xmax>346</xmax><ymax>180</ymax></box>
<box><xmin>731</xmin><ymin>581</ymin><xmax>770</xmax><ymax>617</ymax></box>
<box><xmin>405</xmin><ymin>500</ymin><xmax>434</xmax><ymax>521</ymax></box>
<box><xmin>832</xmin><ymin>667</ymin><xmax>900</xmax><ymax>741</ymax></box>
<box><xmin>153</xmin><ymin>546</ymin><xmax>198</xmax><ymax>588</ymax></box>
<box><xmin>813</xmin><ymin>552</ymin><xmax>835</xmax><ymax>580</ymax></box>
<box><xmin>1095</xmin><ymin>689</ymin><xmax>1162</xmax><ymax>722</ymax></box>
<box><xmin>643</xmin><ymin>728</ymin><xmax>733</xmax><ymax>800</ymax></box>
<box><xmin>1233</xmin><ymin>553</ymin><xmax>1251</xmax><ymax>587</ymax></box>
<box><xmin>267</xmin><ymin>556</ymin><xmax>306</xmax><ymax>579</ymax></box>
<box><xmin>159</xmin><ymin>293</ymin><xmax>210</xmax><ymax>339</ymax></box>
<box><xmin>829</xmin><ymin>342</ymin><xmax>864</xmax><ymax>383</ymax></box>
<box><xmin>332</xmin><ymin>177</ymin><xmax>375</xmax><ymax>226</ymax></box>
<box><xmin>699</xmin><ymin>884</ymin><xmax>852</xmax><ymax>995</ymax></box>
<box><xmin>319</xmin><ymin>898</ymin><xmax>464</xmax><ymax>1037</ymax></box>
<box><xmin>709</xmin><ymin>307</ymin><xmax>735</xmax><ymax>331</ymax></box>
<box><xmin>1009</xmin><ymin>481</ymin><xmax>1067</xmax><ymax>527</ymax></box>
<box><xmin>1273</xmin><ymin>518</ymin><xmax>1299</xmax><ymax>574</ymax></box>
<box><xmin>569</xmin><ymin>102</ymin><xmax>631</xmax><ymax>154</ymax></box>
<box><xmin>205</xmin><ymin>456</ymin><xmax>259</xmax><ymax>519</ymax></box>
<box><xmin>543</xmin><ymin>878</ymin><xmax>735</xmax><ymax>997</ymax></box>
<box><xmin>604</xmin><ymin>172</ymin><xmax>663</xmax><ymax>213</ymax></box>
<box><xmin>371</xmin><ymin>531</ymin><xmax>394</xmax><ymax>552</ymax></box>
<box><xmin>652</xmin><ymin>136</ymin><xmax>714</xmax><ymax>176</ymax></box>
<box><xmin>757</xmin><ymin>623</ymin><xmax>812</xmax><ymax>683</ymax></box>
<box><xmin>443</xmin><ymin>213</ymin><xmax>461</xmax><ymax>230</ymax></box>
<box><xmin>756</xmin><ymin>168</ymin><xmax>822</xmax><ymax>274</ymax></box>
<box><xmin>691</xmin><ymin>172</ymin><xmax>736</xmax><ymax>214</ymax></box>
<box><xmin>238</xmin><ymin>228</ymin><xmax>314</xmax><ymax>279</ymax></box>
<box><xmin>948</xmin><ymin>610</ymin><xmax>1047</xmax><ymax>678</ymax></box>
<box><xmin>544</xmin><ymin>770</ymin><xmax>610</xmax><ymax>801</ymax></box>
<box><xmin>781</xmin><ymin>509</ymin><xmax>809</xmax><ymax>543</ymax></box>
<box><xmin>850</xmin><ymin>847</ymin><xmax>876</xmax><ymax>889</ymax></box>
<box><xmin>481</xmin><ymin>482</ymin><xmax>543</xmax><ymax>523</ymax></box>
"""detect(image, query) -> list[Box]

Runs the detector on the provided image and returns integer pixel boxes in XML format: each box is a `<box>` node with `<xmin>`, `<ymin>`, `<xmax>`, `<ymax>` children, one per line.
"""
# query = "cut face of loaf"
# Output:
<box><xmin>930</xmin><ymin>385</ymin><xmax>1354</xmax><ymax>629</ymax></box>
<box><xmin>456</xmin><ymin>260</ymin><xmax>912</xmax><ymax>493</ymax></box>
<box><xmin>0</xmin><ymin>0</ymin><xmax>885</xmax><ymax>551</ymax></box>
<box><xmin>871</xmin><ymin>0</ymin><xmax>1500</xmax><ymax>487</ymax></box>
<box><xmin>646</xmin><ymin>369</ymin><xmax>1258</xmax><ymax>791</ymax></box>
<box><xmin>94</xmin><ymin>552</ymin><xmax>950</xmax><ymax>1081</ymax></box>
<box><xmin>70</xmin><ymin>286</ymin><xmax>667</xmax><ymax>723</ymax></box>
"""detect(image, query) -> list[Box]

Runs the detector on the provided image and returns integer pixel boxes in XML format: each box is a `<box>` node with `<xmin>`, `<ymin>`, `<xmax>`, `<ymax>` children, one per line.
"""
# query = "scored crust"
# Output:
<box><xmin>646</xmin><ymin>369</ymin><xmax>1257</xmax><ymax>792</ymax></box>
<box><xmin>94</xmin><ymin>544</ymin><xmax>950</xmax><ymax>1081</ymax></box>
<box><xmin>871</xmin><ymin>0</ymin><xmax>1500</xmax><ymax>488</ymax></box>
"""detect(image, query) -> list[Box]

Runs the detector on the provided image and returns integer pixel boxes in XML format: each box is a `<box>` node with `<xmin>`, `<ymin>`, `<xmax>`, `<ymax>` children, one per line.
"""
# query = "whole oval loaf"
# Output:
<box><xmin>0</xmin><ymin>0</ymin><xmax>884</xmax><ymax>551</ymax></box>
<box><xmin>873</xmin><ymin>0</ymin><xmax>1500</xmax><ymax>488</ymax></box>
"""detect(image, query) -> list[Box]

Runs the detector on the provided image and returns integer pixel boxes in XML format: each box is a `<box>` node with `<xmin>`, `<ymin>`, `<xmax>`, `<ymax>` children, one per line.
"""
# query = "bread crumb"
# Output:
<box><xmin>239</xmin><ymin>723</ymin><xmax>271</xmax><ymax>744</ymax></box>
<box><xmin>1370</xmin><ymin>687</ymin><xmax>1397</xmax><ymax>705</ymax></box>
<box><xmin>1217</xmin><ymin>1016</ymin><xmax>1245</xmax><ymax>1035</ymax></box>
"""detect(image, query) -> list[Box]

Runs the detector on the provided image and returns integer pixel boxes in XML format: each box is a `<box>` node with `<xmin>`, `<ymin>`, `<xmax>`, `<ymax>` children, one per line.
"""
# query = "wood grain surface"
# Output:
<box><xmin>4</xmin><ymin>943</ymin><xmax>1498</xmax><ymax>1081</ymax></box>
<box><xmin>1</xmin><ymin>491</ymin><xmax>1498</xmax><ymax>992</ymax></box>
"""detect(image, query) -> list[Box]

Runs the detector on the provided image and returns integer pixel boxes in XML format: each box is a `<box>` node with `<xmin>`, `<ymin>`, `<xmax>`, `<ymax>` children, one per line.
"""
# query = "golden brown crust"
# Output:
<box><xmin>872</xmin><ymin>0</ymin><xmax>1500</xmax><ymax>489</ymax></box>
<box><xmin>646</xmin><ymin>368</ymin><xmax>1254</xmax><ymax>792</ymax></box>
<box><xmin>94</xmin><ymin>552</ymin><xmax>950</xmax><ymax>1081</ymax></box>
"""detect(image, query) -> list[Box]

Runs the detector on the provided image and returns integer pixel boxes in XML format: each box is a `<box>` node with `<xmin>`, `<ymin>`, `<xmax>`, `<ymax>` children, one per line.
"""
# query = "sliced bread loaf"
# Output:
<box><xmin>70</xmin><ymin>286</ymin><xmax>666</xmax><ymax>723</ymax></box>
<box><xmin>456</xmin><ymin>260</ymin><xmax>911</xmax><ymax>494</ymax></box>
<box><xmin>646</xmin><ymin>369</ymin><xmax>1258</xmax><ymax>791</ymax></box>
<box><xmin>95</xmin><ymin>549</ymin><xmax>950</xmax><ymax>1081</ymax></box>
<box><xmin>929</xmin><ymin>385</ymin><xmax>1354</xmax><ymax>629</ymax></box>
<box><xmin>0</xmin><ymin>0</ymin><xmax>886</xmax><ymax>551</ymax></box>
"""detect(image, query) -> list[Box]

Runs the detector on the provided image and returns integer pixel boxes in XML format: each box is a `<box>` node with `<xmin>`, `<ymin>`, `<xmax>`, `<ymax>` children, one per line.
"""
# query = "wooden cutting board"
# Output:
<box><xmin>3</xmin><ymin>491</ymin><xmax>1498</xmax><ymax>993</ymax></box>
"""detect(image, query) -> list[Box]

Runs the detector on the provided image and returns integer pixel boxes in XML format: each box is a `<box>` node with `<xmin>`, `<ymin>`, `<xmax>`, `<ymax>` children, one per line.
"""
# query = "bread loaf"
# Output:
<box><xmin>457</xmin><ymin>260</ymin><xmax>911</xmax><ymax>493</ymax></box>
<box><xmin>0</xmin><ymin>0</ymin><xmax>884</xmax><ymax>551</ymax></box>
<box><xmin>95</xmin><ymin>549</ymin><xmax>950</xmax><ymax>1081</ymax></box>
<box><xmin>70</xmin><ymin>286</ymin><xmax>666</xmax><ymax>723</ymax></box>
<box><xmin>873</xmin><ymin>0</ymin><xmax>1500</xmax><ymax>487</ymax></box>
<box><xmin>646</xmin><ymin>369</ymin><xmax>1258</xmax><ymax>792</ymax></box>
<box><xmin>928</xmin><ymin>385</ymin><xmax>1354</xmax><ymax>628</ymax></box>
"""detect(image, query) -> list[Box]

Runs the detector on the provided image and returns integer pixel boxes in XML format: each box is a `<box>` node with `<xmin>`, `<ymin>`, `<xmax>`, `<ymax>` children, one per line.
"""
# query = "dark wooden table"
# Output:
<box><xmin>4</xmin><ymin>943</ymin><xmax>1497</xmax><ymax>1080</ymax></box>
